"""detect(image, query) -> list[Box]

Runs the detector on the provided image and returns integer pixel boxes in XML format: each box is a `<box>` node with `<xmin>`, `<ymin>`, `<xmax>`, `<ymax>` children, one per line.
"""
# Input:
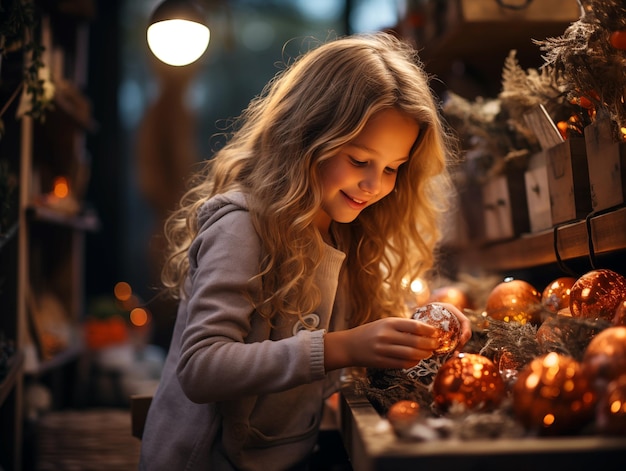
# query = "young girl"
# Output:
<box><xmin>139</xmin><ymin>31</ymin><xmax>471</xmax><ymax>470</ymax></box>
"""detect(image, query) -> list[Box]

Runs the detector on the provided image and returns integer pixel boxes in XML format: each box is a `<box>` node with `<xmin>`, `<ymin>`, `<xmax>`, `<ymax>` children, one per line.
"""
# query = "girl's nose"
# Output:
<box><xmin>358</xmin><ymin>169</ymin><xmax>382</xmax><ymax>196</ymax></box>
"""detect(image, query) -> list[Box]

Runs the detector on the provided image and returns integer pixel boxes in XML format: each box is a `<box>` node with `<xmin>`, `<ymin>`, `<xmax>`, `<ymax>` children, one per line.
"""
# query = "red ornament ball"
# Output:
<box><xmin>485</xmin><ymin>279</ymin><xmax>542</xmax><ymax>324</ymax></box>
<box><xmin>427</xmin><ymin>286</ymin><xmax>472</xmax><ymax>311</ymax></box>
<box><xmin>583</xmin><ymin>326</ymin><xmax>626</xmax><ymax>384</ymax></box>
<box><xmin>512</xmin><ymin>352</ymin><xmax>597</xmax><ymax>435</ymax></box>
<box><xmin>433</xmin><ymin>353</ymin><xmax>505</xmax><ymax>412</ymax></box>
<box><xmin>596</xmin><ymin>374</ymin><xmax>626</xmax><ymax>435</ymax></box>
<box><xmin>569</xmin><ymin>269</ymin><xmax>626</xmax><ymax>321</ymax></box>
<box><xmin>541</xmin><ymin>277</ymin><xmax>576</xmax><ymax>314</ymax></box>
<box><xmin>412</xmin><ymin>303</ymin><xmax>460</xmax><ymax>355</ymax></box>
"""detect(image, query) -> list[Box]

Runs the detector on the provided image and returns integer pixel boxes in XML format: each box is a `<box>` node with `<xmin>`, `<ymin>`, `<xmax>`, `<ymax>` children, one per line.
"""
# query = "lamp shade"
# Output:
<box><xmin>147</xmin><ymin>0</ymin><xmax>210</xmax><ymax>66</ymax></box>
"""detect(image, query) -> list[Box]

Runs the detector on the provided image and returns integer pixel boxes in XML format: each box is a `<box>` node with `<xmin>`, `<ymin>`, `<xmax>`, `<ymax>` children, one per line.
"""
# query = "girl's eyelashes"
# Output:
<box><xmin>348</xmin><ymin>156</ymin><xmax>400</xmax><ymax>174</ymax></box>
<box><xmin>349</xmin><ymin>156</ymin><xmax>367</xmax><ymax>167</ymax></box>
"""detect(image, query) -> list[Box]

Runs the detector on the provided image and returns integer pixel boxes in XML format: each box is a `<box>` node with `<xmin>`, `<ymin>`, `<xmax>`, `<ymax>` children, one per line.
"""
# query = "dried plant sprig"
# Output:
<box><xmin>536</xmin><ymin>0</ymin><xmax>626</xmax><ymax>137</ymax></box>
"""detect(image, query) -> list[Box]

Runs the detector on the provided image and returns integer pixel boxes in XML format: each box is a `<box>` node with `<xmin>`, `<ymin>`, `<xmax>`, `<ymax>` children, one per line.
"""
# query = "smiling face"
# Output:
<box><xmin>315</xmin><ymin>108</ymin><xmax>420</xmax><ymax>233</ymax></box>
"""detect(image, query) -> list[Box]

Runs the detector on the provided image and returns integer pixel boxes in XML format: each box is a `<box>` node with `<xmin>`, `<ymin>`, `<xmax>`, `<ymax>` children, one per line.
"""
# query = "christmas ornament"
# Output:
<box><xmin>485</xmin><ymin>279</ymin><xmax>542</xmax><ymax>325</ymax></box>
<box><xmin>535</xmin><ymin>315</ymin><xmax>607</xmax><ymax>361</ymax></box>
<box><xmin>386</xmin><ymin>400</ymin><xmax>421</xmax><ymax>433</ymax></box>
<box><xmin>613</xmin><ymin>299</ymin><xmax>626</xmax><ymax>326</ymax></box>
<box><xmin>412</xmin><ymin>303</ymin><xmax>460</xmax><ymax>355</ymax></box>
<box><xmin>596</xmin><ymin>374</ymin><xmax>626</xmax><ymax>435</ymax></box>
<box><xmin>427</xmin><ymin>286</ymin><xmax>472</xmax><ymax>311</ymax></box>
<box><xmin>512</xmin><ymin>352</ymin><xmax>597</xmax><ymax>435</ymax></box>
<box><xmin>583</xmin><ymin>326</ymin><xmax>626</xmax><ymax>384</ymax></box>
<box><xmin>541</xmin><ymin>277</ymin><xmax>577</xmax><ymax>313</ymax></box>
<box><xmin>569</xmin><ymin>269</ymin><xmax>626</xmax><ymax>321</ymax></box>
<box><xmin>433</xmin><ymin>352</ymin><xmax>505</xmax><ymax>412</ymax></box>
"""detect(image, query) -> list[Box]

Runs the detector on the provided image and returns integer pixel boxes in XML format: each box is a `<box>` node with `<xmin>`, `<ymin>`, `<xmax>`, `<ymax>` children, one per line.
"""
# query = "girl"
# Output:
<box><xmin>139</xmin><ymin>31</ymin><xmax>471</xmax><ymax>470</ymax></box>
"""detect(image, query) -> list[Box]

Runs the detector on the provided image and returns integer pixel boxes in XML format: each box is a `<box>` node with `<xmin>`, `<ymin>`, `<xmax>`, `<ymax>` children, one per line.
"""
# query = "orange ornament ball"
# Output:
<box><xmin>541</xmin><ymin>277</ymin><xmax>577</xmax><ymax>314</ymax></box>
<box><xmin>427</xmin><ymin>286</ymin><xmax>472</xmax><ymax>311</ymax></box>
<box><xmin>412</xmin><ymin>303</ymin><xmax>460</xmax><ymax>355</ymax></box>
<box><xmin>433</xmin><ymin>353</ymin><xmax>505</xmax><ymax>412</ymax></box>
<box><xmin>583</xmin><ymin>326</ymin><xmax>626</xmax><ymax>384</ymax></box>
<box><xmin>386</xmin><ymin>400</ymin><xmax>421</xmax><ymax>433</ymax></box>
<box><xmin>512</xmin><ymin>352</ymin><xmax>597</xmax><ymax>435</ymax></box>
<box><xmin>485</xmin><ymin>279</ymin><xmax>542</xmax><ymax>324</ymax></box>
<box><xmin>596</xmin><ymin>374</ymin><xmax>626</xmax><ymax>435</ymax></box>
<box><xmin>569</xmin><ymin>269</ymin><xmax>626</xmax><ymax>321</ymax></box>
<box><xmin>613</xmin><ymin>299</ymin><xmax>626</xmax><ymax>326</ymax></box>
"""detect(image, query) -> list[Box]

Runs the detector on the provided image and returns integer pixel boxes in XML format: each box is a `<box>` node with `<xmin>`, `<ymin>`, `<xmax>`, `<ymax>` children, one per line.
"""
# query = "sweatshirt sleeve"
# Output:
<box><xmin>176</xmin><ymin>207</ymin><xmax>328</xmax><ymax>404</ymax></box>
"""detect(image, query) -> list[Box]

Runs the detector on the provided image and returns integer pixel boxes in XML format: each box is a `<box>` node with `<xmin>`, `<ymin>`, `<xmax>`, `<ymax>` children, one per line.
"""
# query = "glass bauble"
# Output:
<box><xmin>583</xmin><ymin>326</ymin><xmax>626</xmax><ymax>384</ymax></box>
<box><xmin>485</xmin><ymin>279</ymin><xmax>542</xmax><ymax>324</ymax></box>
<box><xmin>427</xmin><ymin>286</ymin><xmax>472</xmax><ymax>311</ymax></box>
<box><xmin>512</xmin><ymin>352</ymin><xmax>596</xmax><ymax>435</ymax></box>
<box><xmin>433</xmin><ymin>352</ymin><xmax>505</xmax><ymax>412</ymax></box>
<box><xmin>412</xmin><ymin>303</ymin><xmax>460</xmax><ymax>355</ymax></box>
<box><xmin>596</xmin><ymin>374</ymin><xmax>626</xmax><ymax>435</ymax></box>
<box><xmin>541</xmin><ymin>277</ymin><xmax>577</xmax><ymax>314</ymax></box>
<box><xmin>569</xmin><ymin>269</ymin><xmax>626</xmax><ymax>321</ymax></box>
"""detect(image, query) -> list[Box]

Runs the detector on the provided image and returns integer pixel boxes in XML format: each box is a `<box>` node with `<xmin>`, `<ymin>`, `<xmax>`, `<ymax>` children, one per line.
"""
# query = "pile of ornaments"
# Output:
<box><xmin>382</xmin><ymin>268</ymin><xmax>626</xmax><ymax>439</ymax></box>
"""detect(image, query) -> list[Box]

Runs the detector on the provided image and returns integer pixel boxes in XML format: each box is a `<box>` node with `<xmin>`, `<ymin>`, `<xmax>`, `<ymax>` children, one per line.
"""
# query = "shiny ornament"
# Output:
<box><xmin>412</xmin><ymin>303</ymin><xmax>460</xmax><ymax>355</ymax></box>
<box><xmin>569</xmin><ymin>269</ymin><xmax>626</xmax><ymax>321</ymax></box>
<box><xmin>433</xmin><ymin>353</ymin><xmax>505</xmax><ymax>412</ymax></box>
<box><xmin>613</xmin><ymin>299</ymin><xmax>626</xmax><ymax>326</ymax></box>
<box><xmin>596</xmin><ymin>374</ymin><xmax>626</xmax><ymax>435</ymax></box>
<box><xmin>485</xmin><ymin>279</ymin><xmax>542</xmax><ymax>325</ymax></box>
<box><xmin>427</xmin><ymin>286</ymin><xmax>472</xmax><ymax>312</ymax></box>
<box><xmin>512</xmin><ymin>352</ymin><xmax>596</xmax><ymax>435</ymax></box>
<box><xmin>583</xmin><ymin>326</ymin><xmax>626</xmax><ymax>384</ymax></box>
<box><xmin>535</xmin><ymin>316</ymin><xmax>563</xmax><ymax>350</ymax></box>
<box><xmin>386</xmin><ymin>400</ymin><xmax>421</xmax><ymax>433</ymax></box>
<box><xmin>541</xmin><ymin>277</ymin><xmax>577</xmax><ymax>314</ymax></box>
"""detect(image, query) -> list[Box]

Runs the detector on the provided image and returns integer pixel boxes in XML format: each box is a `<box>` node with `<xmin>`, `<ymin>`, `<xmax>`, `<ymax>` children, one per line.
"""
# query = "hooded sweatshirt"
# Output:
<box><xmin>139</xmin><ymin>191</ymin><xmax>347</xmax><ymax>470</ymax></box>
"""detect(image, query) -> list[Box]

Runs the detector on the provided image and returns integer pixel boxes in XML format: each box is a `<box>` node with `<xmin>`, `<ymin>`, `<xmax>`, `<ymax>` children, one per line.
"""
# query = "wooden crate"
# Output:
<box><xmin>546</xmin><ymin>138</ymin><xmax>592</xmax><ymax>225</ymax></box>
<box><xmin>524</xmin><ymin>151</ymin><xmax>552</xmax><ymax>232</ymax></box>
<box><xmin>481</xmin><ymin>170</ymin><xmax>530</xmax><ymax>242</ymax></box>
<box><xmin>584</xmin><ymin>119</ymin><xmax>626</xmax><ymax>212</ymax></box>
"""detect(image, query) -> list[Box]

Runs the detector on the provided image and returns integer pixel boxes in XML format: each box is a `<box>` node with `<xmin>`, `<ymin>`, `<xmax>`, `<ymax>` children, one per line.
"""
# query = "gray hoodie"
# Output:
<box><xmin>139</xmin><ymin>191</ymin><xmax>347</xmax><ymax>470</ymax></box>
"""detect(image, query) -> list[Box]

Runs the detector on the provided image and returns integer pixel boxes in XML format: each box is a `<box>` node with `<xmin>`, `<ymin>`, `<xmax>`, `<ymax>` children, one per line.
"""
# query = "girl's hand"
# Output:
<box><xmin>324</xmin><ymin>317</ymin><xmax>442</xmax><ymax>371</ymax></box>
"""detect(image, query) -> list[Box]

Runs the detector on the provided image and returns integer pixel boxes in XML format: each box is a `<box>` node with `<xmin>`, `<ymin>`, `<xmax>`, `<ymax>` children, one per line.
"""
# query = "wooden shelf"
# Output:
<box><xmin>27</xmin><ymin>205</ymin><xmax>100</xmax><ymax>231</ymax></box>
<box><xmin>475</xmin><ymin>207</ymin><xmax>626</xmax><ymax>271</ymax></box>
<box><xmin>25</xmin><ymin>342</ymin><xmax>83</xmax><ymax>376</ymax></box>
<box><xmin>0</xmin><ymin>351</ymin><xmax>24</xmax><ymax>407</ymax></box>
<box><xmin>339</xmin><ymin>382</ymin><xmax>626</xmax><ymax>471</ymax></box>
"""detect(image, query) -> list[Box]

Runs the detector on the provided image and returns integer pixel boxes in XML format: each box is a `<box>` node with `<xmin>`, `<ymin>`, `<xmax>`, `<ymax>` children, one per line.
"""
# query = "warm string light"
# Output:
<box><xmin>53</xmin><ymin>176</ymin><xmax>69</xmax><ymax>198</ymax></box>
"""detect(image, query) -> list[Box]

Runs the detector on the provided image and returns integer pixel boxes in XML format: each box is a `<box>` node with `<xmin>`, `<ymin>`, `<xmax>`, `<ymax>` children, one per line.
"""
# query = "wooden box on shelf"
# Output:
<box><xmin>524</xmin><ymin>150</ymin><xmax>552</xmax><ymax>233</ymax></box>
<box><xmin>481</xmin><ymin>169</ymin><xmax>530</xmax><ymax>242</ymax></box>
<box><xmin>546</xmin><ymin>137</ymin><xmax>592</xmax><ymax>225</ymax></box>
<box><xmin>584</xmin><ymin>118</ymin><xmax>626</xmax><ymax>212</ymax></box>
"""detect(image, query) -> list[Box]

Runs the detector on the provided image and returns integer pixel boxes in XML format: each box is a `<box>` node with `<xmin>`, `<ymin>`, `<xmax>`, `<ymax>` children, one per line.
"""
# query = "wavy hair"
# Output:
<box><xmin>161</xmin><ymin>31</ymin><xmax>458</xmax><ymax>328</ymax></box>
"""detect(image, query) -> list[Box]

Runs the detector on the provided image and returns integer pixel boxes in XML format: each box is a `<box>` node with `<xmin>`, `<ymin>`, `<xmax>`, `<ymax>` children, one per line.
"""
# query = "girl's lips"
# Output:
<box><xmin>341</xmin><ymin>191</ymin><xmax>367</xmax><ymax>209</ymax></box>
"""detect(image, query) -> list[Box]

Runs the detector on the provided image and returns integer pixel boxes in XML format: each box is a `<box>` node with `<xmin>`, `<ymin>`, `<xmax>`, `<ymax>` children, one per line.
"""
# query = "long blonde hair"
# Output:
<box><xmin>161</xmin><ymin>32</ymin><xmax>458</xmax><ymax>328</ymax></box>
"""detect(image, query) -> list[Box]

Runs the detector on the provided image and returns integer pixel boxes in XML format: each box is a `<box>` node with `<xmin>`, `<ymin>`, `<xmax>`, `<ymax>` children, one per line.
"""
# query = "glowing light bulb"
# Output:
<box><xmin>147</xmin><ymin>19</ymin><xmax>210</xmax><ymax>66</ymax></box>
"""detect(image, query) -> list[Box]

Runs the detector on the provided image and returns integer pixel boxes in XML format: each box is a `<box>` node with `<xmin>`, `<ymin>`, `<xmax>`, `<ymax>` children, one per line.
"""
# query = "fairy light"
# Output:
<box><xmin>53</xmin><ymin>176</ymin><xmax>69</xmax><ymax>198</ymax></box>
